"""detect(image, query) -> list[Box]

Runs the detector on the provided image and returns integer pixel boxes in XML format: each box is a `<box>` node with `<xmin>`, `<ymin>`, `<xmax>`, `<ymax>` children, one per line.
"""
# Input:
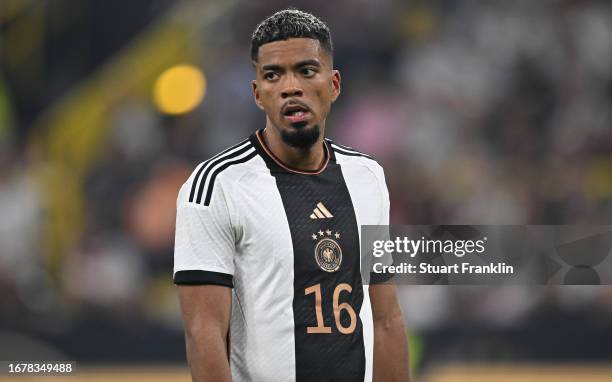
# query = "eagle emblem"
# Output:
<box><xmin>313</xmin><ymin>232</ymin><xmax>342</xmax><ymax>272</ymax></box>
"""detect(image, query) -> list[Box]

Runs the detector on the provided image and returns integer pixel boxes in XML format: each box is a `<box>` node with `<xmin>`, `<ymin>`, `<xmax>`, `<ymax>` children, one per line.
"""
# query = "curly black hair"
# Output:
<box><xmin>250</xmin><ymin>8</ymin><xmax>333</xmax><ymax>62</ymax></box>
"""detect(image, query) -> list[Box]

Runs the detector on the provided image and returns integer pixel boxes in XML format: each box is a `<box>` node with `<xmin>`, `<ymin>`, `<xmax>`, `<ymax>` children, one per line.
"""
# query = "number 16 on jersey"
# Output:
<box><xmin>304</xmin><ymin>283</ymin><xmax>357</xmax><ymax>334</ymax></box>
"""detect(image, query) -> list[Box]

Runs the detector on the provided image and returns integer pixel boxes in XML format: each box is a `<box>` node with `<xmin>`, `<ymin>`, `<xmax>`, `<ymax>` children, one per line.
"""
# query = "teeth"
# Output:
<box><xmin>287</xmin><ymin>110</ymin><xmax>305</xmax><ymax>116</ymax></box>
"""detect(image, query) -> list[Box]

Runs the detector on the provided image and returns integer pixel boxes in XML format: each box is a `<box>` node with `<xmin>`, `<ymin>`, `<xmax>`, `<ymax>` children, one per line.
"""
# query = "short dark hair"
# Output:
<box><xmin>250</xmin><ymin>8</ymin><xmax>333</xmax><ymax>62</ymax></box>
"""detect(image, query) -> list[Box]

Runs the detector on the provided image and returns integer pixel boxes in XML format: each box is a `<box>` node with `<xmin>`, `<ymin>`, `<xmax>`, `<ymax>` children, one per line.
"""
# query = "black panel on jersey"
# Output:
<box><xmin>251</xmin><ymin>131</ymin><xmax>366</xmax><ymax>382</ymax></box>
<box><xmin>174</xmin><ymin>270</ymin><xmax>233</xmax><ymax>287</ymax></box>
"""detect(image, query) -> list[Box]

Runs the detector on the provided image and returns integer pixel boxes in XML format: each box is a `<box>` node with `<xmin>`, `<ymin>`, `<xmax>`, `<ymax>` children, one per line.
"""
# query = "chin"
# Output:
<box><xmin>281</xmin><ymin>123</ymin><xmax>320</xmax><ymax>149</ymax></box>
<box><xmin>289</xmin><ymin>121</ymin><xmax>308</xmax><ymax>129</ymax></box>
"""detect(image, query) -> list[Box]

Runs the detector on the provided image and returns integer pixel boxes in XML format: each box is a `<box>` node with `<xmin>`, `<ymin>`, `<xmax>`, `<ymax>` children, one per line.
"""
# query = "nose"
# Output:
<box><xmin>281</xmin><ymin>74</ymin><xmax>303</xmax><ymax>98</ymax></box>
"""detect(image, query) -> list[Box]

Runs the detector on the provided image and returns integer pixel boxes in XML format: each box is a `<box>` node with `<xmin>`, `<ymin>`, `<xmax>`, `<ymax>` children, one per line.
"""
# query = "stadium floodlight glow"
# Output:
<box><xmin>153</xmin><ymin>64</ymin><xmax>206</xmax><ymax>115</ymax></box>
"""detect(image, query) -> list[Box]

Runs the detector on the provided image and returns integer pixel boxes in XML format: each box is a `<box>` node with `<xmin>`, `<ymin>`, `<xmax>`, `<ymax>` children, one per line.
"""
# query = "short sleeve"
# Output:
<box><xmin>370</xmin><ymin>163</ymin><xmax>394</xmax><ymax>285</ymax></box>
<box><xmin>377</xmin><ymin>164</ymin><xmax>390</xmax><ymax>226</ymax></box>
<box><xmin>173</xmin><ymin>174</ymin><xmax>235</xmax><ymax>288</ymax></box>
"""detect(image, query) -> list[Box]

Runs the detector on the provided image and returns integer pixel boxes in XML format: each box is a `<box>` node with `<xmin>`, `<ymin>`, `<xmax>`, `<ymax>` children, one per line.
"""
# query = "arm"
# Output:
<box><xmin>178</xmin><ymin>285</ymin><xmax>232</xmax><ymax>382</ymax></box>
<box><xmin>369</xmin><ymin>283</ymin><xmax>411</xmax><ymax>382</ymax></box>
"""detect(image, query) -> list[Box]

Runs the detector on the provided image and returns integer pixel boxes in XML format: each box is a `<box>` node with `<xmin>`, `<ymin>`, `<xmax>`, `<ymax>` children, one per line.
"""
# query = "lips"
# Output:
<box><xmin>282</xmin><ymin>103</ymin><xmax>311</xmax><ymax>124</ymax></box>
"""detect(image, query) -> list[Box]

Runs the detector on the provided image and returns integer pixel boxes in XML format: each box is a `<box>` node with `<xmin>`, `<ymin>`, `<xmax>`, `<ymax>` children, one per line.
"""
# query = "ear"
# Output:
<box><xmin>330</xmin><ymin>69</ymin><xmax>341</xmax><ymax>103</ymax></box>
<box><xmin>252</xmin><ymin>79</ymin><xmax>265</xmax><ymax>110</ymax></box>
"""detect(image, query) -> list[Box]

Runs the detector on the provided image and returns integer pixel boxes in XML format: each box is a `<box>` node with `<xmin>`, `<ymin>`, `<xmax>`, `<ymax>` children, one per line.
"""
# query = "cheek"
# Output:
<box><xmin>313</xmin><ymin>83</ymin><xmax>333</xmax><ymax>107</ymax></box>
<box><xmin>258</xmin><ymin>89</ymin><xmax>276</xmax><ymax>108</ymax></box>
<box><xmin>261</xmin><ymin>98</ymin><xmax>282</xmax><ymax>119</ymax></box>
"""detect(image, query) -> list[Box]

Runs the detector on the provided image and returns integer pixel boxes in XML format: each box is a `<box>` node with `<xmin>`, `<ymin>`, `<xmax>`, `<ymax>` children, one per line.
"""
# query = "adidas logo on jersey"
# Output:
<box><xmin>310</xmin><ymin>202</ymin><xmax>333</xmax><ymax>219</ymax></box>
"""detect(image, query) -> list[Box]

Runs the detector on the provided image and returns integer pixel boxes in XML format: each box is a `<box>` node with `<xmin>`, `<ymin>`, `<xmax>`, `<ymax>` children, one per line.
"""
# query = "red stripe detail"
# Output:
<box><xmin>256</xmin><ymin>130</ymin><xmax>330</xmax><ymax>175</ymax></box>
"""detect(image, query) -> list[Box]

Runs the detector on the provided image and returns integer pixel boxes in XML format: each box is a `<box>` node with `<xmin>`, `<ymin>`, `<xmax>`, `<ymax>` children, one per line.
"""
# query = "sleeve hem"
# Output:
<box><xmin>369</xmin><ymin>271</ymin><xmax>394</xmax><ymax>285</ymax></box>
<box><xmin>174</xmin><ymin>270</ymin><xmax>234</xmax><ymax>288</ymax></box>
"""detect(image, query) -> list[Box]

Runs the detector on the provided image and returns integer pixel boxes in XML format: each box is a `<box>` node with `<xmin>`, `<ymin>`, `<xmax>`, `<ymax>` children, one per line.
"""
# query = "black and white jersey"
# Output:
<box><xmin>174</xmin><ymin>129</ymin><xmax>389</xmax><ymax>382</ymax></box>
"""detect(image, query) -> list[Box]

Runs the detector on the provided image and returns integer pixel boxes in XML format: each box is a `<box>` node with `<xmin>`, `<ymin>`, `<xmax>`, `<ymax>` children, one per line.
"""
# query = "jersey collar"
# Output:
<box><xmin>251</xmin><ymin>129</ymin><xmax>335</xmax><ymax>175</ymax></box>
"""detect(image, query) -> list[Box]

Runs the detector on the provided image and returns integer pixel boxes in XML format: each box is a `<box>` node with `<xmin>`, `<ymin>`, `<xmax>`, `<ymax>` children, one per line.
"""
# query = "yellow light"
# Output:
<box><xmin>153</xmin><ymin>64</ymin><xmax>206</xmax><ymax>115</ymax></box>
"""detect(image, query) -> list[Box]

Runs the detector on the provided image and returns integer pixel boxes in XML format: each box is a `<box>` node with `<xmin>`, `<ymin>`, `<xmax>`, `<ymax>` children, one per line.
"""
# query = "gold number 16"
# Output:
<box><xmin>304</xmin><ymin>283</ymin><xmax>357</xmax><ymax>334</ymax></box>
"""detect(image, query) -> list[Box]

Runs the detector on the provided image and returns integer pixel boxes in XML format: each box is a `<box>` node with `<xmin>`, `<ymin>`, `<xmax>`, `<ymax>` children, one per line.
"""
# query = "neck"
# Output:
<box><xmin>261</xmin><ymin>124</ymin><xmax>326</xmax><ymax>172</ymax></box>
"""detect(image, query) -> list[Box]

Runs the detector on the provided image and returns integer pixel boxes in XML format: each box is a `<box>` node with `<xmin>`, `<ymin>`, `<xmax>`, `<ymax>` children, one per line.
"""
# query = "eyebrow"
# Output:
<box><xmin>261</xmin><ymin>59</ymin><xmax>322</xmax><ymax>72</ymax></box>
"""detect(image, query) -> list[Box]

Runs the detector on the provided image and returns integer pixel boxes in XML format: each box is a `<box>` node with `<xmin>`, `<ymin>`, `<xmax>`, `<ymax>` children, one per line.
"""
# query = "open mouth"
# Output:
<box><xmin>282</xmin><ymin>104</ymin><xmax>311</xmax><ymax>124</ymax></box>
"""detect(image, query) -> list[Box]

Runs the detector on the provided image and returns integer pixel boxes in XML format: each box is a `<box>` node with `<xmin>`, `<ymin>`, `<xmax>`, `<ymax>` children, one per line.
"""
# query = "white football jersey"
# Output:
<box><xmin>174</xmin><ymin>130</ymin><xmax>389</xmax><ymax>381</ymax></box>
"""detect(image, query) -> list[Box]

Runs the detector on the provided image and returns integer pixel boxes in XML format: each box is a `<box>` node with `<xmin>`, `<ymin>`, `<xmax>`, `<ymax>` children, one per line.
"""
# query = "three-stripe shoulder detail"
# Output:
<box><xmin>188</xmin><ymin>140</ymin><xmax>257</xmax><ymax>206</ymax></box>
<box><xmin>326</xmin><ymin>139</ymin><xmax>375</xmax><ymax>160</ymax></box>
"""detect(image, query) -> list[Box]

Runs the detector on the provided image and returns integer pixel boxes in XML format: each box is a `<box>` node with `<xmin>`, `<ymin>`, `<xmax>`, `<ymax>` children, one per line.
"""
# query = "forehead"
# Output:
<box><xmin>256</xmin><ymin>38</ymin><xmax>330</xmax><ymax>67</ymax></box>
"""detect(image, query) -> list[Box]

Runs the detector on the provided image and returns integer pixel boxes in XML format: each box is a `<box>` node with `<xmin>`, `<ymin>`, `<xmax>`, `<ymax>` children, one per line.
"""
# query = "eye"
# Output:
<box><xmin>264</xmin><ymin>72</ymin><xmax>279</xmax><ymax>81</ymax></box>
<box><xmin>301</xmin><ymin>67</ymin><xmax>316</xmax><ymax>77</ymax></box>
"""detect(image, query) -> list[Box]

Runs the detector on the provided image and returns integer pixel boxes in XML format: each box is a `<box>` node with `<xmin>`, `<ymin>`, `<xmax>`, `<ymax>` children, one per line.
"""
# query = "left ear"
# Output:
<box><xmin>252</xmin><ymin>79</ymin><xmax>265</xmax><ymax>111</ymax></box>
<box><xmin>330</xmin><ymin>69</ymin><xmax>341</xmax><ymax>103</ymax></box>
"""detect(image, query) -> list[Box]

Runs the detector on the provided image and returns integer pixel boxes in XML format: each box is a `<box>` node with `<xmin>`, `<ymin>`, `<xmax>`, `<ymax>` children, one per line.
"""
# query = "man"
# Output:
<box><xmin>174</xmin><ymin>8</ymin><xmax>410</xmax><ymax>382</ymax></box>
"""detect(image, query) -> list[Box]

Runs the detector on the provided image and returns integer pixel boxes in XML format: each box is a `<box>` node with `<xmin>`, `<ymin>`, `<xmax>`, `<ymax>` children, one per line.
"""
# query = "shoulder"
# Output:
<box><xmin>326</xmin><ymin>138</ymin><xmax>386</xmax><ymax>180</ymax></box>
<box><xmin>178</xmin><ymin>138</ymin><xmax>262</xmax><ymax>206</ymax></box>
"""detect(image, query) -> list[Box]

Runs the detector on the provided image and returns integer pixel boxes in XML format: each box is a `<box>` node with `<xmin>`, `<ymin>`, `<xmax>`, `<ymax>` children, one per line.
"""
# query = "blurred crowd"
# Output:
<box><xmin>1</xmin><ymin>0</ymin><xmax>612</xmax><ymax>368</ymax></box>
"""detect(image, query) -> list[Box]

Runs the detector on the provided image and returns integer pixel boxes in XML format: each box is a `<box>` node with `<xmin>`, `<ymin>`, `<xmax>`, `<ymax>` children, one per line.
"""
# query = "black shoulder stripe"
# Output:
<box><xmin>326</xmin><ymin>139</ymin><xmax>374</xmax><ymax>160</ymax></box>
<box><xmin>331</xmin><ymin>145</ymin><xmax>374</xmax><ymax>160</ymax></box>
<box><xmin>188</xmin><ymin>139</ymin><xmax>250</xmax><ymax>202</ymax></box>
<box><xmin>193</xmin><ymin>142</ymin><xmax>253</xmax><ymax>204</ymax></box>
<box><xmin>203</xmin><ymin>150</ymin><xmax>258</xmax><ymax>206</ymax></box>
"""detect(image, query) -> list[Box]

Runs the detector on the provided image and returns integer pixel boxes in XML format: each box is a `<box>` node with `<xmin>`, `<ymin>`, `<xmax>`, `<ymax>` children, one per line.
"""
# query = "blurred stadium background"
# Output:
<box><xmin>1</xmin><ymin>0</ymin><xmax>612</xmax><ymax>380</ymax></box>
